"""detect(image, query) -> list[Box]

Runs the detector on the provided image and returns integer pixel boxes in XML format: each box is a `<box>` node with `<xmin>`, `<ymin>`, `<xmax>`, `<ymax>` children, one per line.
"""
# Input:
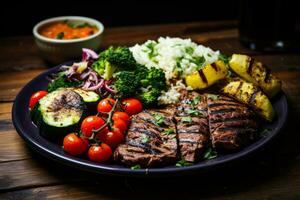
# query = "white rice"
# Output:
<box><xmin>129</xmin><ymin>37</ymin><xmax>220</xmax><ymax>105</ymax></box>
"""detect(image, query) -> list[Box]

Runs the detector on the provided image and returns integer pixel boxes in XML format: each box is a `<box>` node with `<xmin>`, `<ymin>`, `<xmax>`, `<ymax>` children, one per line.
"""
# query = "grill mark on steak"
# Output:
<box><xmin>175</xmin><ymin>91</ymin><xmax>209</xmax><ymax>162</ymax></box>
<box><xmin>114</xmin><ymin>107</ymin><xmax>178</xmax><ymax>167</ymax></box>
<box><xmin>207</xmin><ymin>94</ymin><xmax>258</xmax><ymax>151</ymax></box>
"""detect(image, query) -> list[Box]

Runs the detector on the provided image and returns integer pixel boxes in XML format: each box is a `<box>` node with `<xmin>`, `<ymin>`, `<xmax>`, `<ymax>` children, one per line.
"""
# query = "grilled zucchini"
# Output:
<box><xmin>185</xmin><ymin>60</ymin><xmax>228</xmax><ymax>90</ymax></box>
<box><xmin>221</xmin><ymin>79</ymin><xmax>275</xmax><ymax>121</ymax></box>
<box><xmin>31</xmin><ymin>89</ymin><xmax>87</xmax><ymax>140</ymax></box>
<box><xmin>229</xmin><ymin>54</ymin><xmax>281</xmax><ymax>98</ymax></box>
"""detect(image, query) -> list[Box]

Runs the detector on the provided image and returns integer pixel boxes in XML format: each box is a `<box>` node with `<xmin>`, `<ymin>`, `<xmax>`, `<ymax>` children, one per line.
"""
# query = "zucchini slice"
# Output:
<box><xmin>31</xmin><ymin>89</ymin><xmax>87</xmax><ymax>140</ymax></box>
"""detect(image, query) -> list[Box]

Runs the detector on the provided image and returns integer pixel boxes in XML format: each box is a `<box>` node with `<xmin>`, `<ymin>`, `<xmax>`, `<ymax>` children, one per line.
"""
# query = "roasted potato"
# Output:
<box><xmin>221</xmin><ymin>79</ymin><xmax>275</xmax><ymax>121</ymax></box>
<box><xmin>185</xmin><ymin>60</ymin><xmax>228</xmax><ymax>90</ymax></box>
<box><xmin>229</xmin><ymin>54</ymin><xmax>281</xmax><ymax>98</ymax></box>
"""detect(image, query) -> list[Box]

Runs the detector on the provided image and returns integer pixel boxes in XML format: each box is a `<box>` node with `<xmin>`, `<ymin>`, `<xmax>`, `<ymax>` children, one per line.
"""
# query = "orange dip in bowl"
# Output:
<box><xmin>39</xmin><ymin>21</ymin><xmax>99</xmax><ymax>40</ymax></box>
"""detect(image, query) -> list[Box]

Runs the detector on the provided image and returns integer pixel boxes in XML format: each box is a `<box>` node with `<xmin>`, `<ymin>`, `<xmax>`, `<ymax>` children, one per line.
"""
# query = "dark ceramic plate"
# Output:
<box><xmin>12</xmin><ymin>62</ymin><xmax>289</xmax><ymax>176</ymax></box>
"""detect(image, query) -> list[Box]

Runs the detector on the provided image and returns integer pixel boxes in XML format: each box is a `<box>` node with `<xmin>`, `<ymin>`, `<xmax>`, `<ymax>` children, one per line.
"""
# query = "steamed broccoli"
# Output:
<box><xmin>136</xmin><ymin>88</ymin><xmax>161</xmax><ymax>106</ymax></box>
<box><xmin>92</xmin><ymin>47</ymin><xmax>137</xmax><ymax>80</ymax></box>
<box><xmin>113</xmin><ymin>71</ymin><xmax>139</xmax><ymax>98</ymax></box>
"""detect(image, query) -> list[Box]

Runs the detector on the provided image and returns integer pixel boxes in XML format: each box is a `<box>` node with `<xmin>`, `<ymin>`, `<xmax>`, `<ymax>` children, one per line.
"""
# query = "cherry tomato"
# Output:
<box><xmin>112</xmin><ymin>111</ymin><xmax>130</xmax><ymax>125</ymax></box>
<box><xmin>113</xmin><ymin>119</ymin><xmax>127</xmax><ymax>133</ymax></box>
<box><xmin>97</xmin><ymin>129</ymin><xmax>124</xmax><ymax>149</ymax></box>
<box><xmin>29</xmin><ymin>90</ymin><xmax>48</xmax><ymax>109</ymax></box>
<box><xmin>81</xmin><ymin>116</ymin><xmax>106</xmax><ymax>137</ymax></box>
<box><xmin>63</xmin><ymin>133</ymin><xmax>88</xmax><ymax>156</ymax></box>
<box><xmin>88</xmin><ymin>143</ymin><xmax>112</xmax><ymax>162</ymax></box>
<box><xmin>97</xmin><ymin>98</ymin><xmax>116</xmax><ymax>113</ymax></box>
<box><xmin>121</xmin><ymin>98</ymin><xmax>143</xmax><ymax>115</ymax></box>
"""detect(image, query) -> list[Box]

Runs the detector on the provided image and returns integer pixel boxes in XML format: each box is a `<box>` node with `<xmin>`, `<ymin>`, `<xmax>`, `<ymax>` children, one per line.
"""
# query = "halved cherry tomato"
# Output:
<box><xmin>81</xmin><ymin>116</ymin><xmax>106</xmax><ymax>137</ymax></box>
<box><xmin>112</xmin><ymin>119</ymin><xmax>127</xmax><ymax>133</ymax></box>
<box><xmin>88</xmin><ymin>143</ymin><xmax>112</xmax><ymax>162</ymax></box>
<box><xmin>29</xmin><ymin>90</ymin><xmax>48</xmax><ymax>109</ymax></box>
<box><xmin>121</xmin><ymin>98</ymin><xmax>143</xmax><ymax>115</ymax></box>
<box><xmin>97</xmin><ymin>98</ymin><xmax>116</xmax><ymax>113</ymax></box>
<box><xmin>112</xmin><ymin>111</ymin><xmax>130</xmax><ymax>125</ymax></box>
<box><xmin>97</xmin><ymin>129</ymin><xmax>124</xmax><ymax>149</ymax></box>
<box><xmin>63</xmin><ymin>133</ymin><xmax>89</xmax><ymax>156</ymax></box>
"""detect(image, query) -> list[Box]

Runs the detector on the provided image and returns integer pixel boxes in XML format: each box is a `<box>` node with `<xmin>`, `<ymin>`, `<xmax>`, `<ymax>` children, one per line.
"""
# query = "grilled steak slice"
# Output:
<box><xmin>175</xmin><ymin>91</ymin><xmax>210</xmax><ymax>162</ymax></box>
<box><xmin>114</xmin><ymin>107</ymin><xmax>178</xmax><ymax>167</ymax></box>
<box><xmin>207</xmin><ymin>94</ymin><xmax>258</xmax><ymax>151</ymax></box>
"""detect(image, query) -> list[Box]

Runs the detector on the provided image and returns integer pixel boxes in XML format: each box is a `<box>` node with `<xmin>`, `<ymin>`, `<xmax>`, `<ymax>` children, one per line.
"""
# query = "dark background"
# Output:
<box><xmin>0</xmin><ymin>1</ymin><xmax>240</xmax><ymax>37</ymax></box>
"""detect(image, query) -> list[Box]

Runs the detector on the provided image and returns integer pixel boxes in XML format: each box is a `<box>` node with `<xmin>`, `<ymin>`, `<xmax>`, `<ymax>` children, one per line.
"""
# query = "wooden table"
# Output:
<box><xmin>1</xmin><ymin>21</ymin><xmax>300</xmax><ymax>200</ymax></box>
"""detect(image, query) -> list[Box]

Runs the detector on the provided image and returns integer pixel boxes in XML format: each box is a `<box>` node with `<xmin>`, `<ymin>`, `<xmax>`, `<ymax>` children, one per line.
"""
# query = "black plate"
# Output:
<box><xmin>12</xmin><ymin>62</ymin><xmax>289</xmax><ymax>176</ymax></box>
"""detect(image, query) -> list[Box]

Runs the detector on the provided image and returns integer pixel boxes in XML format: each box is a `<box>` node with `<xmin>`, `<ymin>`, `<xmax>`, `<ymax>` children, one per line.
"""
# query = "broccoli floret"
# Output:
<box><xmin>92</xmin><ymin>47</ymin><xmax>137</xmax><ymax>80</ymax></box>
<box><xmin>114</xmin><ymin>71</ymin><xmax>139</xmax><ymax>98</ymax></box>
<box><xmin>136</xmin><ymin>88</ymin><xmax>161</xmax><ymax>106</ymax></box>
<box><xmin>135</xmin><ymin>66</ymin><xmax>167</xmax><ymax>106</ymax></box>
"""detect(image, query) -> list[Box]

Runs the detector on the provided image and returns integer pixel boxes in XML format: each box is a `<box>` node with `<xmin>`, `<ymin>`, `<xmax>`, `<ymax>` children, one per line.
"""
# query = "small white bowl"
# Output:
<box><xmin>33</xmin><ymin>16</ymin><xmax>104</xmax><ymax>64</ymax></box>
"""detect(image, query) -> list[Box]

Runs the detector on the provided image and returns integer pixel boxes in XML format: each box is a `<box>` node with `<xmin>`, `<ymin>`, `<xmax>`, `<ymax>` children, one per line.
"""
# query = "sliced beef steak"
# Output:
<box><xmin>114</xmin><ymin>107</ymin><xmax>178</xmax><ymax>167</ymax></box>
<box><xmin>175</xmin><ymin>91</ymin><xmax>210</xmax><ymax>162</ymax></box>
<box><xmin>207</xmin><ymin>94</ymin><xmax>258</xmax><ymax>151</ymax></box>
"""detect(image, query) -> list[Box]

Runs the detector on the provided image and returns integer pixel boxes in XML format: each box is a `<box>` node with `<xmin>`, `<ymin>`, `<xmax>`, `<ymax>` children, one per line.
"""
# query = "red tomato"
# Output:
<box><xmin>97</xmin><ymin>98</ymin><xmax>116</xmax><ymax>113</ymax></box>
<box><xmin>112</xmin><ymin>111</ymin><xmax>130</xmax><ymax>124</ymax></box>
<box><xmin>113</xmin><ymin>119</ymin><xmax>127</xmax><ymax>133</ymax></box>
<box><xmin>88</xmin><ymin>143</ymin><xmax>112</xmax><ymax>162</ymax></box>
<box><xmin>63</xmin><ymin>133</ymin><xmax>89</xmax><ymax>156</ymax></box>
<box><xmin>97</xmin><ymin>129</ymin><xmax>124</xmax><ymax>149</ymax></box>
<box><xmin>121</xmin><ymin>98</ymin><xmax>143</xmax><ymax>115</ymax></box>
<box><xmin>81</xmin><ymin>116</ymin><xmax>106</xmax><ymax>137</ymax></box>
<box><xmin>29</xmin><ymin>91</ymin><xmax>48</xmax><ymax>109</ymax></box>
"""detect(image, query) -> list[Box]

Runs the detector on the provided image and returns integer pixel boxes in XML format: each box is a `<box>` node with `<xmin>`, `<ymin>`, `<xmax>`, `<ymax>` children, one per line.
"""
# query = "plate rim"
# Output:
<box><xmin>12</xmin><ymin>62</ymin><xmax>289</xmax><ymax>176</ymax></box>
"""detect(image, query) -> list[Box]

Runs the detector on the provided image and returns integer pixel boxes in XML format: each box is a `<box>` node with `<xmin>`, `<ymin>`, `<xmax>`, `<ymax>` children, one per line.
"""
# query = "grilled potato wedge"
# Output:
<box><xmin>229</xmin><ymin>54</ymin><xmax>281</xmax><ymax>98</ymax></box>
<box><xmin>185</xmin><ymin>60</ymin><xmax>228</xmax><ymax>90</ymax></box>
<box><xmin>221</xmin><ymin>79</ymin><xmax>275</xmax><ymax>121</ymax></box>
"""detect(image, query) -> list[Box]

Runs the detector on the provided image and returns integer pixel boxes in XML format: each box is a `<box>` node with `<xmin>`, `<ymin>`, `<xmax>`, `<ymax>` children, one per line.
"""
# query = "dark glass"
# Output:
<box><xmin>239</xmin><ymin>0</ymin><xmax>297</xmax><ymax>52</ymax></box>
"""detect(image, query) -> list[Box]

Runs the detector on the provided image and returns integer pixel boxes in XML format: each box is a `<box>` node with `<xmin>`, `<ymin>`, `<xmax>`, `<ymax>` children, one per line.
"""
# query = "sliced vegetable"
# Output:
<box><xmin>221</xmin><ymin>79</ymin><xmax>275</xmax><ymax>121</ymax></box>
<box><xmin>229</xmin><ymin>54</ymin><xmax>281</xmax><ymax>98</ymax></box>
<box><xmin>185</xmin><ymin>60</ymin><xmax>228</xmax><ymax>90</ymax></box>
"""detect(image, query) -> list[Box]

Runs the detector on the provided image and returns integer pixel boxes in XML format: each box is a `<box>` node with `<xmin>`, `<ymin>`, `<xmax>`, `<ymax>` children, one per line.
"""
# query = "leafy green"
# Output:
<box><xmin>218</xmin><ymin>53</ymin><xmax>230</xmax><ymax>64</ymax></box>
<box><xmin>203</xmin><ymin>147</ymin><xmax>218</xmax><ymax>160</ymax></box>
<box><xmin>145</xmin><ymin>41</ymin><xmax>158</xmax><ymax>60</ymax></box>
<box><xmin>163</xmin><ymin>129</ymin><xmax>175</xmax><ymax>135</ymax></box>
<box><xmin>141</xmin><ymin>134</ymin><xmax>150</xmax><ymax>143</ymax></box>
<box><xmin>153</xmin><ymin>113</ymin><xmax>165</xmax><ymax>126</ymax></box>
<box><xmin>56</xmin><ymin>32</ymin><xmax>64</xmax><ymax>39</ymax></box>
<box><xmin>207</xmin><ymin>94</ymin><xmax>219</xmax><ymax>101</ymax></box>
<box><xmin>131</xmin><ymin>165</ymin><xmax>141</xmax><ymax>170</ymax></box>
<box><xmin>259</xmin><ymin>128</ymin><xmax>272</xmax><ymax>137</ymax></box>
<box><xmin>186</xmin><ymin>109</ymin><xmax>203</xmax><ymax>117</ymax></box>
<box><xmin>175</xmin><ymin>159</ymin><xmax>193</xmax><ymax>167</ymax></box>
<box><xmin>181</xmin><ymin>116</ymin><xmax>192</xmax><ymax>124</ymax></box>
<box><xmin>47</xmin><ymin>72</ymin><xmax>82</xmax><ymax>92</ymax></box>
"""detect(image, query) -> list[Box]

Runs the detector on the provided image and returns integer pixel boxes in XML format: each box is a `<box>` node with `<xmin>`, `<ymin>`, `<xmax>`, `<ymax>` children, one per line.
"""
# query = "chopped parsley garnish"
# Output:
<box><xmin>153</xmin><ymin>113</ymin><xmax>165</xmax><ymax>126</ymax></box>
<box><xmin>146</xmin><ymin>42</ymin><xmax>158</xmax><ymax>60</ymax></box>
<box><xmin>193</xmin><ymin>56</ymin><xmax>206</xmax><ymax>70</ymax></box>
<box><xmin>186</xmin><ymin>109</ymin><xmax>203</xmax><ymax>116</ymax></box>
<box><xmin>187</xmin><ymin>96</ymin><xmax>201</xmax><ymax>106</ymax></box>
<box><xmin>181</xmin><ymin>116</ymin><xmax>192</xmax><ymax>124</ymax></box>
<box><xmin>203</xmin><ymin>147</ymin><xmax>218</xmax><ymax>160</ymax></box>
<box><xmin>218</xmin><ymin>53</ymin><xmax>230</xmax><ymax>64</ymax></box>
<box><xmin>207</xmin><ymin>53</ymin><xmax>212</xmax><ymax>57</ymax></box>
<box><xmin>163</xmin><ymin>129</ymin><xmax>175</xmax><ymax>135</ymax></box>
<box><xmin>131</xmin><ymin>165</ymin><xmax>141</xmax><ymax>170</ymax></box>
<box><xmin>56</xmin><ymin>32</ymin><xmax>64</xmax><ymax>39</ymax></box>
<box><xmin>207</xmin><ymin>94</ymin><xmax>219</xmax><ymax>100</ymax></box>
<box><xmin>185</xmin><ymin>46</ymin><xmax>194</xmax><ymax>55</ymax></box>
<box><xmin>141</xmin><ymin>134</ymin><xmax>150</xmax><ymax>143</ymax></box>
<box><xmin>259</xmin><ymin>128</ymin><xmax>272</xmax><ymax>137</ymax></box>
<box><xmin>175</xmin><ymin>159</ymin><xmax>193</xmax><ymax>167</ymax></box>
<box><xmin>227</xmin><ymin>70</ymin><xmax>232</xmax><ymax>78</ymax></box>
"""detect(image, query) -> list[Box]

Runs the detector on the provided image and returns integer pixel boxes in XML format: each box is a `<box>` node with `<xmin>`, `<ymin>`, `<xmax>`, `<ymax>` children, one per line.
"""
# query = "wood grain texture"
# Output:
<box><xmin>0</xmin><ymin>21</ymin><xmax>300</xmax><ymax>199</ymax></box>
